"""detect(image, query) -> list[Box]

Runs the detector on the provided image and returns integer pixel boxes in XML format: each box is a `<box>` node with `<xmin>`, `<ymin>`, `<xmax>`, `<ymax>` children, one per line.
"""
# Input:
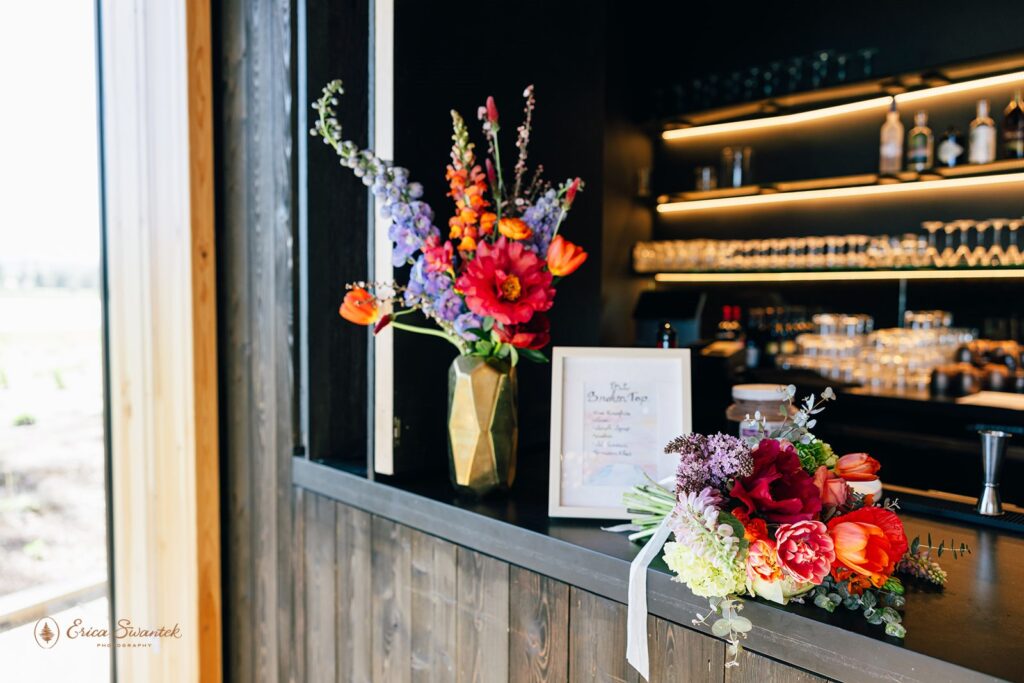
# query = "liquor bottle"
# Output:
<box><xmin>1005</xmin><ymin>90</ymin><xmax>1024</xmax><ymax>159</ymax></box>
<box><xmin>879</xmin><ymin>99</ymin><xmax>904</xmax><ymax>174</ymax></box>
<box><xmin>764</xmin><ymin>307</ymin><xmax>782</xmax><ymax>361</ymax></box>
<box><xmin>969</xmin><ymin>99</ymin><xmax>996</xmax><ymax>164</ymax></box>
<box><xmin>657</xmin><ymin>321</ymin><xmax>677</xmax><ymax>349</ymax></box>
<box><xmin>906</xmin><ymin>111</ymin><xmax>934</xmax><ymax>171</ymax></box>
<box><xmin>937</xmin><ymin>126</ymin><xmax>966</xmax><ymax>168</ymax></box>
<box><xmin>745</xmin><ymin>308</ymin><xmax>763</xmax><ymax>369</ymax></box>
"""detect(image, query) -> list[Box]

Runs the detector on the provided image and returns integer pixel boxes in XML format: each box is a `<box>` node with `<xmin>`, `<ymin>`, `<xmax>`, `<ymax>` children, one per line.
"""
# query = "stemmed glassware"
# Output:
<box><xmin>1007</xmin><ymin>219</ymin><xmax>1023</xmax><ymax>266</ymax></box>
<box><xmin>922</xmin><ymin>221</ymin><xmax>943</xmax><ymax>268</ymax></box>
<box><xmin>972</xmin><ymin>220</ymin><xmax>991</xmax><ymax>267</ymax></box>
<box><xmin>952</xmin><ymin>219</ymin><xmax>975</xmax><ymax>267</ymax></box>
<box><xmin>988</xmin><ymin>218</ymin><xmax>1007</xmax><ymax>266</ymax></box>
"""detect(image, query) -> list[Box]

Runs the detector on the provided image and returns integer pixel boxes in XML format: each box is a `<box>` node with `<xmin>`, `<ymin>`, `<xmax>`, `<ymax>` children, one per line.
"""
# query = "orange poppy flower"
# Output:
<box><xmin>498</xmin><ymin>217</ymin><xmax>533</xmax><ymax>240</ymax></box>
<box><xmin>546</xmin><ymin>235</ymin><xmax>587</xmax><ymax>276</ymax></box>
<box><xmin>339</xmin><ymin>287</ymin><xmax>380</xmax><ymax>325</ymax></box>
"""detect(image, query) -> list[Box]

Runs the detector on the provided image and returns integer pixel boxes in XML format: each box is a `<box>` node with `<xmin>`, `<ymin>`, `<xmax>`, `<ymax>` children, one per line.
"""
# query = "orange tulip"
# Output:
<box><xmin>546</xmin><ymin>235</ymin><xmax>587</xmax><ymax>277</ymax></box>
<box><xmin>497</xmin><ymin>217</ymin><xmax>533</xmax><ymax>240</ymax></box>
<box><xmin>339</xmin><ymin>287</ymin><xmax>380</xmax><ymax>325</ymax></box>
<box><xmin>827</xmin><ymin>507</ymin><xmax>907</xmax><ymax>588</ymax></box>
<box><xmin>835</xmin><ymin>453</ymin><xmax>881</xmax><ymax>482</ymax></box>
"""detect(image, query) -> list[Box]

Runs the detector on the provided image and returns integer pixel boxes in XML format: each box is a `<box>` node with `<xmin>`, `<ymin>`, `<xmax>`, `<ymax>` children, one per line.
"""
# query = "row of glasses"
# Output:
<box><xmin>922</xmin><ymin>218</ymin><xmax>1024</xmax><ymax>268</ymax></box>
<box><xmin>632</xmin><ymin>218</ymin><xmax>1024</xmax><ymax>274</ymax></box>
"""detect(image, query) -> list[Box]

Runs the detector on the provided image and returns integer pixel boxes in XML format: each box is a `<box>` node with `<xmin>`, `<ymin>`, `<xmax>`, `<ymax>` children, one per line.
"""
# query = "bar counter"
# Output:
<box><xmin>293</xmin><ymin>457</ymin><xmax>1024</xmax><ymax>682</ymax></box>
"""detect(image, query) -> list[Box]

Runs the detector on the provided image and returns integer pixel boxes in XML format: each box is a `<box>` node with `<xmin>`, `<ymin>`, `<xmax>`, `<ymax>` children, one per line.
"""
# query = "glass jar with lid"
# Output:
<box><xmin>726</xmin><ymin>384</ymin><xmax>795</xmax><ymax>440</ymax></box>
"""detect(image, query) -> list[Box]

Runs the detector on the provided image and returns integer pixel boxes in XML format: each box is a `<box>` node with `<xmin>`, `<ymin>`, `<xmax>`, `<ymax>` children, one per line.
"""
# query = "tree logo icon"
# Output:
<box><xmin>34</xmin><ymin>617</ymin><xmax>60</xmax><ymax>650</ymax></box>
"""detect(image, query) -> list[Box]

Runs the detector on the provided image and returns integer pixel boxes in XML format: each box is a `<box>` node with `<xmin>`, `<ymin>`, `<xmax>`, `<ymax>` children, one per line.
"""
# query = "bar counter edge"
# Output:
<box><xmin>291</xmin><ymin>457</ymin><xmax>1002</xmax><ymax>683</ymax></box>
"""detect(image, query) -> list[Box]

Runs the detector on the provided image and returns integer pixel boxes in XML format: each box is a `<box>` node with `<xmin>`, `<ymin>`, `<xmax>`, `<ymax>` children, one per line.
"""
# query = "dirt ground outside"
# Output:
<box><xmin>0</xmin><ymin>289</ymin><xmax>107</xmax><ymax>599</ymax></box>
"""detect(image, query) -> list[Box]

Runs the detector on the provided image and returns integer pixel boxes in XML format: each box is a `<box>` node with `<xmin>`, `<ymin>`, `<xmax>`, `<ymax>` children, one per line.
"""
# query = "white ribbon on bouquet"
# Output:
<box><xmin>618</xmin><ymin>473</ymin><xmax>676</xmax><ymax>682</ymax></box>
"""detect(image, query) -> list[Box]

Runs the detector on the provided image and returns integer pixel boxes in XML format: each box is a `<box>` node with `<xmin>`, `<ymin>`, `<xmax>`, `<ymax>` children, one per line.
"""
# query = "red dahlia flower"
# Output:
<box><xmin>456</xmin><ymin>237</ymin><xmax>555</xmax><ymax>325</ymax></box>
<box><xmin>730</xmin><ymin>439</ymin><xmax>822</xmax><ymax>524</ymax></box>
<box><xmin>496</xmin><ymin>313</ymin><xmax>550</xmax><ymax>350</ymax></box>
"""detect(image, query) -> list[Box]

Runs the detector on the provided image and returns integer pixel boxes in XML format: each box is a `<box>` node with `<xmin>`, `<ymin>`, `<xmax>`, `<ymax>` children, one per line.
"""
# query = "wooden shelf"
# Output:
<box><xmin>651</xmin><ymin>269</ymin><xmax>1024</xmax><ymax>284</ymax></box>
<box><xmin>656</xmin><ymin>163</ymin><xmax>1024</xmax><ymax>214</ymax></box>
<box><xmin>661</xmin><ymin>55</ymin><xmax>1024</xmax><ymax>136</ymax></box>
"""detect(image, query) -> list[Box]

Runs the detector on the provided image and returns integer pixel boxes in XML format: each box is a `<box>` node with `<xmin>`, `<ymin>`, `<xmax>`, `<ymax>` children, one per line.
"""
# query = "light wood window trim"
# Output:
<box><xmin>98</xmin><ymin>0</ymin><xmax>221</xmax><ymax>680</ymax></box>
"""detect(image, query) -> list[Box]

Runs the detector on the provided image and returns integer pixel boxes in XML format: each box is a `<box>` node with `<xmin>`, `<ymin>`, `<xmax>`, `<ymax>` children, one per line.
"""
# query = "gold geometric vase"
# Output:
<box><xmin>447</xmin><ymin>355</ymin><xmax>518</xmax><ymax>497</ymax></box>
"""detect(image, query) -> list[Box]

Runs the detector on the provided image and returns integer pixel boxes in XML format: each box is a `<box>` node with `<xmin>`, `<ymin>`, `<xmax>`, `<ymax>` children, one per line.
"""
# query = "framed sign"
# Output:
<box><xmin>548</xmin><ymin>347</ymin><xmax>691</xmax><ymax>519</ymax></box>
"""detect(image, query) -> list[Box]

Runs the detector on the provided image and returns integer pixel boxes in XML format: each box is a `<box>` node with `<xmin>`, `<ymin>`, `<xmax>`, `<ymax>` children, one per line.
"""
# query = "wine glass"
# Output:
<box><xmin>1007</xmin><ymin>219</ymin><xmax>1023</xmax><ymax>266</ymax></box>
<box><xmin>972</xmin><ymin>220</ymin><xmax>991</xmax><ymax>267</ymax></box>
<box><xmin>954</xmin><ymin>220</ymin><xmax>975</xmax><ymax>267</ymax></box>
<box><xmin>922</xmin><ymin>221</ymin><xmax>943</xmax><ymax>268</ymax></box>
<box><xmin>940</xmin><ymin>221</ymin><xmax>958</xmax><ymax>267</ymax></box>
<box><xmin>988</xmin><ymin>218</ymin><xmax>1008</xmax><ymax>266</ymax></box>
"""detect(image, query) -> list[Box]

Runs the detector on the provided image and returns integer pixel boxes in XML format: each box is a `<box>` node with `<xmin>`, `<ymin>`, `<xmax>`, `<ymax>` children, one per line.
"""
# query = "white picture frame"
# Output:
<box><xmin>548</xmin><ymin>347</ymin><xmax>692</xmax><ymax>519</ymax></box>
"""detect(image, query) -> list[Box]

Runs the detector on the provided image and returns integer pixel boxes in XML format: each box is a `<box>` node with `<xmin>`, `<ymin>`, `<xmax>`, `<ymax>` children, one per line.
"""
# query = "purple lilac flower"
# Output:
<box><xmin>453</xmin><ymin>311</ymin><xmax>484</xmax><ymax>340</ymax></box>
<box><xmin>520</xmin><ymin>189</ymin><xmax>561</xmax><ymax>256</ymax></box>
<box><xmin>667</xmin><ymin>433</ymin><xmax>753</xmax><ymax>496</ymax></box>
<box><xmin>404</xmin><ymin>256</ymin><xmax>450</xmax><ymax>308</ymax></box>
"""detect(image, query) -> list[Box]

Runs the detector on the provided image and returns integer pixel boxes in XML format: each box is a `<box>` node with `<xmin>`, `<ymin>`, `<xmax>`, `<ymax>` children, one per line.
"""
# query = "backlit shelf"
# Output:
<box><xmin>656</xmin><ymin>167</ymin><xmax>1024</xmax><ymax>214</ymax></box>
<box><xmin>662</xmin><ymin>60</ymin><xmax>1024</xmax><ymax>140</ymax></box>
<box><xmin>652</xmin><ymin>269</ymin><xmax>1024</xmax><ymax>284</ymax></box>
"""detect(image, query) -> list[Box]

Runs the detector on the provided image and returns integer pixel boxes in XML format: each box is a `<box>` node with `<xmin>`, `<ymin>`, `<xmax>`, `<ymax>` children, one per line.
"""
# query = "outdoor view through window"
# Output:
<box><xmin>0</xmin><ymin>4</ymin><xmax>110</xmax><ymax>680</ymax></box>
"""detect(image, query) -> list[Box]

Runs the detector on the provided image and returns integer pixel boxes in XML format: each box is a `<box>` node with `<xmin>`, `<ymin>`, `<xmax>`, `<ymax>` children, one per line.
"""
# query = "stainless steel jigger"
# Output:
<box><xmin>977</xmin><ymin>430</ymin><xmax>1011</xmax><ymax>516</ymax></box>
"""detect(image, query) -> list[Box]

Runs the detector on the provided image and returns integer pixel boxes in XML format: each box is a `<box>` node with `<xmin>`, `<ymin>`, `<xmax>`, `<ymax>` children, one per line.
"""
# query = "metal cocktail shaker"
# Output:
<box><xmin>977</xmin><ymin>430</ymin><xmax>1010</xmax><ymax>516</ymax></box>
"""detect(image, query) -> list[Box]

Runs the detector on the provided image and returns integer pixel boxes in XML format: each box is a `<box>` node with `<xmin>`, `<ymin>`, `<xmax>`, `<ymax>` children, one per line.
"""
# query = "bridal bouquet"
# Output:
<box><xmin>624</xmin><ymin>386</ymin><xmax>966</xmax><ymax>666</ymax></box>
<box><xmin>312</xmin><ymin>81</ymin><xmax>587</xmax><ymax>364</ymax></box>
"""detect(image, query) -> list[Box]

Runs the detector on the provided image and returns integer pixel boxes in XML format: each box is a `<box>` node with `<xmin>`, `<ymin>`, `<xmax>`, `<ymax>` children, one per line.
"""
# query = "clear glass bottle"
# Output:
<box><xmin>906</xmin><ymin>110</ymin><xmax>934</xmax><ymax>171</ymax></box>
<box><xmin>1005</xmin><ymin>90</ymin><xmax>1024</xmax><ymax>159</ymax></box>
<box><xmin>879</xmin><ymin>99</ymin><xmax>904</xmax><ymax>174</ymax></box>
<box><xmin>969</xmin><ymin>99</ymin><xmax>996</xmax><ymax>164</ymax></box>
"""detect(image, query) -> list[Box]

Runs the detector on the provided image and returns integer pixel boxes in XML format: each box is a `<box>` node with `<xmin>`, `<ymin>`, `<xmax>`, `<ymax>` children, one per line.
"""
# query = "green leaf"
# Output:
<box><xmin>463</xmin><ymin>327</ymin><xmax>489</xmax><ymax>340</ymax></box>
<box><xmin>910</xmin><ymin>536</ymin><xmax>920</xmax><ymax>554</ymax></box>
<box><xmin>495</xmin><ymin>343</ymin><xmax>510</xmax><ymax>359</ymax></box>
<box><xmin>729</xmin><ymin>616</ymin><xmax>752</xmax><ymax>634</ymax></box>
<box><xmin>928</xmin><ymin>532</ymin><xmax>932</xmax><ymax>551</ymax></box>
<box><xmin>482</xmin><ymin>317</ymin><xmax>494</xmax><ymax>332</ymax></box>
<box><xmin>509</xmin><ymin>345</ymin><xmax>520</xmax><ymax>367</ymax></box>
<box><xmin>711</xmin><ymin>618</ymin><xmax>733</xmax><ymax>638</ymax></box>
<box><xmin>518</xmin><ymin>348</ymin><xmax>549</xmax><ymax>364</ymax></box>
<box><xmin>475</xmin><ymin>341</ymin><xmax>494</xmax><ymax>356</ymax></box>
<box><xmin>937</xmin><ymin>541</ymin><xmax>945</xmax><ymax>558</ymax></box>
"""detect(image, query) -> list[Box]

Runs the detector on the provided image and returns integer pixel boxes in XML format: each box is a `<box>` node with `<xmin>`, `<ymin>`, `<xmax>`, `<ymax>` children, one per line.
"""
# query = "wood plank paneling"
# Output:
<box><xmin>373</xmin><ymin>516</ymin><xmax>413</xmax><ymax>683</ymax></box>
<box><xmin>410</xmin><ymin>530</ymin><xmax>457</xmax><ymax>682</ymax></box>
<box><xmin>218</xmin><ymin>0</ymin><xmax>295</xmax><ymax>680</ymax></box>
<box><xmin>509</xmin><ymin>566</ymin><xmax>569</xmax><ymax>683</ymax></box>
<box><xmin>338</xmin><ymin>503</ymin><xmax>373</xmax><ymax>682</ymax></box>
<box><xmin>456</xmin><ymin>548</ymin><xmax>510</xmax><ymax>683</ymax></box>
<box><xmin>725</xmin><ymin>648</ymin><xmax>829</xmax><ymax>683</ymax></box>
<box><xmin>304</xmin><ymin>494</ymin><xmax>337</xmax><ymax>683</ymax></box>
<box><xmin>648</xmin><ymin>616</ymin><xmax>724</xmax><ymax>683</ymax></box>
<box><xmin>569</xmin><ymin>587</ymin><xmax>639</xmax><ymax>683</ymax></box>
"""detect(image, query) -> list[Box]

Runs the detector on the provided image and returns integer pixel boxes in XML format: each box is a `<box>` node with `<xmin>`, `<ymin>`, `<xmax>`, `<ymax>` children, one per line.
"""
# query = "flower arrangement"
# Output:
<box><xmin>624</xmin><ymin>386</ymin><xmax>969</xmax><ymax>666</ymax></box>
<box><xmin>311</xmin><ymin>81</ymin><xmax>586</xmax><ymax>365</ymax></box>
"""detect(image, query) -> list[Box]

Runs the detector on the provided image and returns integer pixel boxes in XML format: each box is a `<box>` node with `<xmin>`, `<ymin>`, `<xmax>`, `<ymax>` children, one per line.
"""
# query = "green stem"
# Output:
<box><xmin>390</xmin><ymin>321</ymin><xmax>463</xmax><ymax>350</ymax></box>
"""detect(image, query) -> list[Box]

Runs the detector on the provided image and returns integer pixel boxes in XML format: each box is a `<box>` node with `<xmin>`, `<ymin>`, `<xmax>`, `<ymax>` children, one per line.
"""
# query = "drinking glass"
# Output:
<box><xmin>972</xmin><ymin>220</ymin><xmax>991</xmax><ymax>267</ymax></box>
<box><xmin>953</xmin><ymin>220</ymin><xmax>975</xmax><ymax>267</ymax></box>
<box><xmin>1007</xmin><ymin>219</ymin><xmax>1023</xmax><ymax>266</ymax></box>
<box><xmin>988</xmin><ymin>218</ymin><xmax>1008</xmax><ymax>266</ymax></box>
<box><xmin>922</xmin><ymin>221</ymin><xmax>943</xmax><ymax>268</ymax></box>
<box><xmin>940</xmin><ymin>222</ymin><xmax>959</xmax><ymax>267</ymax></box>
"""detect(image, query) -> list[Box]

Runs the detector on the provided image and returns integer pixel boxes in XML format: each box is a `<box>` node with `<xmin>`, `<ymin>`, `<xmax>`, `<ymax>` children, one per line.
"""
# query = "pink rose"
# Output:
<box><xmin>813</xmin><ymin>466</ymin><xmax>850</xmax><ymax>508</ymax></box>
<box><xmin>775</xmin><ymin>520</ymin><xmax>835</xmax><ymax>584</ymax></box>
<box><xmin>730</xmin><ymin>439</ymin><xmax>822</xmax><ymax>524</ymax></box>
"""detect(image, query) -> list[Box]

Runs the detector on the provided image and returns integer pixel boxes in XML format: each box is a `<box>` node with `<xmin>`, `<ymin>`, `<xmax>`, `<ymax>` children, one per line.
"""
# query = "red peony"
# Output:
<box><xmin>730</xmin><ymin>439</ymin><xmax>822</xmax><ymax>524</ymax></box>
<box><xmin>774</xmin><ymin>520</ymin><xmax>835</xmax><ymax>584</ymax></box>
<box><xmin>496</xmin><ymin>313</ymin><xmax>550</xmax><ymax>350</ymax></box>
<box><xmin>456</xmin><ymin>237</ymin><xmax>555</xmax><ymax>325</ymax></box>
<box><xmin>827</xmin><ymin>506</ymin><xmax>908</xmax><ymax>588</ymax></box>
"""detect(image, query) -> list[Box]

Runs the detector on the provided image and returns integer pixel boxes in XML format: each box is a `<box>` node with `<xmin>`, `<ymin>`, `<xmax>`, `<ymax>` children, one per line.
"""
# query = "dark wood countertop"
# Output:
<box><xmin>294</xmin><ymin>456</ymin><xmax>1023</xmax><ymax>682</ymax></box>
